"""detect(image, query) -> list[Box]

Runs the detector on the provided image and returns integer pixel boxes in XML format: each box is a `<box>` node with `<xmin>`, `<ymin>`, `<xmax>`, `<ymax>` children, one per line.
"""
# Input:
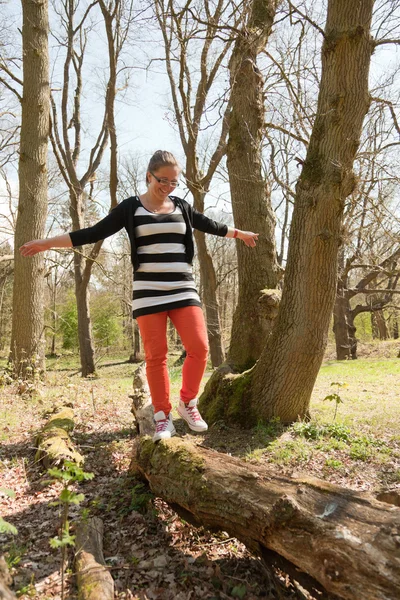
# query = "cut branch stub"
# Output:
<box><xmin>131</xmin><ymin>437</ymin><xmax>400</xmax><ymax>600</ymax></box>
<box><xmin>35</xmin><ymin>407</ymin><xmax>83</xmax><ymax>468</ymax></box>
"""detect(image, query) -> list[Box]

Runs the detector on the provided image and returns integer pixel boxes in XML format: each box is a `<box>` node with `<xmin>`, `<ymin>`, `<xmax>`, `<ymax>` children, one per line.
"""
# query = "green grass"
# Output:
<box><xmin>2</xmin><ymin>349</ymin><xmax>399</xmax><ymax>488</ymax></box>
<box><xmin>311</xmin><ymin>358</ymin><xmax>400</xmax><ymax>434</ymax></box>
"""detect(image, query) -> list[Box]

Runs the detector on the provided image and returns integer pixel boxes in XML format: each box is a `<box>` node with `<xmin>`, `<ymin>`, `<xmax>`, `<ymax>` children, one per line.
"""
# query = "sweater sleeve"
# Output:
<box><xmin>69</xmin><ymin>201</ymin><xmax>126</xmax><ymax>247</ymax></box>
<box><xmin>191</xmin><ymin>207</ymin><xmax>228</xmax><ymax>237</ymax></box>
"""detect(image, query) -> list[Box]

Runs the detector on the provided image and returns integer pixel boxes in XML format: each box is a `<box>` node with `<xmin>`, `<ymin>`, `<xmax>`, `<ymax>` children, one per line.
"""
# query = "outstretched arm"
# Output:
<box><xmin>20</xmin><ymin>234</ymin><xmax>73</xmax><ymax>257</ymax></box>
<box><xmin>225</xmin><ymin>227</ymin><xmax>258</xmax><ymax>247</ymax></box>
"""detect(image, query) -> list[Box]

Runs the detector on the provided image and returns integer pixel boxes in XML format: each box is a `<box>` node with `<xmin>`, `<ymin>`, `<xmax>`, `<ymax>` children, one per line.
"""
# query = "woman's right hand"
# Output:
<box><xmin>20</xmin><ymin>239</ymin><xmax>50</xmax><ymax>257</ymax></box>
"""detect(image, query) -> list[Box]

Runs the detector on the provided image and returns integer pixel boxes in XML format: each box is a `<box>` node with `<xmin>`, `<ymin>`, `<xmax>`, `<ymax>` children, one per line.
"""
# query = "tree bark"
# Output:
<box><xmin>75</xmin><ymin>517</ymin><xmax>114</xmax><ymax>600</ymax></box>
<box><xmin>191</xmin><ymin>189</ymin><xmax>225</xmax><ymax>367</ymax></box>
<box><xmin>131</xmin><ymin>437</ymin><xmax>400</xmax><ymax>600</ymax></box>
<box><xmin>10</xmin><ymin>0</ymin><xmax>50</xmax><ymax>377</ymax></box>
<box><xmin>70</xmin><ymin>190</ymin><xmax>96</xmax><ymax>377</ymax></box>
<box><xmin>333</xmin><ymin>276</ymin><xmax>357</xmax><ymax>360</ymax></box>
<box><xmin>202</xmin><ymin>0</ymin><xmax>375</xmax><ymax>424</ymax></box>
<box><xmin>35</xmin><ymin>407</ymin><xmax>83</xmax><ymax>468</ymax></box>
<box><xmin>226</xmin><ymin>0</ymin><xmax>282</xmax><ymax>371</ymax></box>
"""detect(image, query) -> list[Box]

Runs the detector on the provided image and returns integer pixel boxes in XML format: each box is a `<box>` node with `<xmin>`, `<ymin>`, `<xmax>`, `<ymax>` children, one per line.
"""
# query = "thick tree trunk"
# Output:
<box><xmin>203</xmin><ymin>0</ymin><xmax>374</xmax><ymax>424</ymax></box>
<box><xmin>131</xmin><ymin>437</ymin><xmax>400</xmax><ymax>600</ymax></box>
<box><xmin>251</xmin><ymin>0</ymin><xmax>374</xmax><ymax>420</ymax></box>
<box><xmin>226</xmin><ymin>0</ymin><xmax>281</xmax><ymax>371</ymax></box>
<box><xmin>10</xmin><ymin>0</ymin><xmax>49</xmax><ymax>378</ymax></box>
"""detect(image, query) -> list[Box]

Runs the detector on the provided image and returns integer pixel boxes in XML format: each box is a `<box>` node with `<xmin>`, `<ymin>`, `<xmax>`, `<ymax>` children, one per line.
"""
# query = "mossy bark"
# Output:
<box><xmin>131</xmin><ymin>437</ymin><xmax>400</xmax><ymax>600</ymax></box>
<box><xmin>204</xmin><ymin>0</ymin><xmax>375</xmax><ymax>425</ymax></box>
<box><xmin>199</xmin><ymin>364</ymin><xmax>256</xmax><ymax>426</ymax></box>
<box><xmin>35</xmin><ymin>407</ymin><xmax>83</xmax><ymax>468</ymax></box>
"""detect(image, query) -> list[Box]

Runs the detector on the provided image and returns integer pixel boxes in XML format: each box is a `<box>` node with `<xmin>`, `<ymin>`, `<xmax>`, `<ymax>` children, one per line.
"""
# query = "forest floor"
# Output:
<box><xmin>0</xmin><ymin>340</ymin><xmax>399</xmax><ymax>600</ymax></box>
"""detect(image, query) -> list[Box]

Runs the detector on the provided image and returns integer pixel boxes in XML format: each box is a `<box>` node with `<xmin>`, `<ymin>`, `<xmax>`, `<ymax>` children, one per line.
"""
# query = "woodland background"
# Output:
<box><xmin>1</xmin><ymin>1</ymin><xmax>400</xmax><ymax>599</ymax></box>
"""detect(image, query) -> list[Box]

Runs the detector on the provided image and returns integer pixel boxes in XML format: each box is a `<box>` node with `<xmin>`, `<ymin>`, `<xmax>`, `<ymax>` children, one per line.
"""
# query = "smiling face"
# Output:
<box><xmin>147</xmin><ymin>165</ymin><xmax>181</xmax><ymax>200</ymax></box>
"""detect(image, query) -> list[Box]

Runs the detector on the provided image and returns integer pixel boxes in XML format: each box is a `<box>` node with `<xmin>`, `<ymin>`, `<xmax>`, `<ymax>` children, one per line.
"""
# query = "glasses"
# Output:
<box><xmin>150</xmin><ymin>171</ymin><xmax>179</xmax><ymax>188</ymax></box>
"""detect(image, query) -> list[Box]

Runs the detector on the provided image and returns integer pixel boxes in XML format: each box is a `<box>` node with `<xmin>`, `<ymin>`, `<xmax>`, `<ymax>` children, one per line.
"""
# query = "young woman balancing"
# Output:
<box><xmin>20</xmin><ymin>151</ymin><xmax>259</xmax><ymax>441</ymax></box>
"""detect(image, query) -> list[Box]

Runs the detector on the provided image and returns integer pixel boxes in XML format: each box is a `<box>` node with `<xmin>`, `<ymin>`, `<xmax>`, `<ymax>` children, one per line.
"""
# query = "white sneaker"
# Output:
<box><xmin>177</xmin><ymin>399</ymin><xmax>208</xmax><ymax>433</ymax></box>
<box><xmin>153</xmin><ymin>411</ymin><xmax>176</xmax><ymax>442</ymax></box>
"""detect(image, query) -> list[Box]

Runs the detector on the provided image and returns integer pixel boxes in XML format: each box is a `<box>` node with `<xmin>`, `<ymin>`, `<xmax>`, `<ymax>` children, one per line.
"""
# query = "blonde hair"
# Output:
<box><xmin>146</xmin><ymin>150</ymin><xmax>180</xmax><ymax>185</ymax></box>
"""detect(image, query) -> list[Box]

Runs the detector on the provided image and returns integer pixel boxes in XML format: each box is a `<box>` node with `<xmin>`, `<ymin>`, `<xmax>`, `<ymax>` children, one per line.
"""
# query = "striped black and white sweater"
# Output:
<box><xmin>69</xmin><ymin>196</ymin><xmax>228</xmax><ymax>318</ymax></box>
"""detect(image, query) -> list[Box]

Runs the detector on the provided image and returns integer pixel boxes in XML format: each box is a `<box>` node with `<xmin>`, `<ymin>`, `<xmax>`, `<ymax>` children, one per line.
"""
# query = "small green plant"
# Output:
<box><xmin>5</xmin><ymin>542</ymin><xmax>26</xmax><ymax>570</ymax></box>
<box><xmin>47</xmin><ymin>461</ymin><xmax>94</xmax><ymax>600</ymax></box>
<box><xmin>0</xmin><ymin>488</ymin><xmax>18</xmax><ymax>535</ymax></box>
<box><xmin>292</xmin><ymin>421</ymin><xmax>322</xmax><ymax>440</ymax></box>
<box><xmin>349</xmin><ymin>440</ymin><xmax>372</xmax><ymax>461</ymax></box>
<box><xmin>231</xmin><ymin>583</ymin><xmax>247</xmax><ymax>599</ymax></box>
<box><xmin>16</xmin><ymin>580</ymin><xmax>36</xmax><ymax>598</ymax></box>
<box><xmin>324</xmin><ymin>458</ymin><xmax>344</xmax><ymax>469</ymax></box>
<box><xmin>129</xmin><ymin>483</ymin><xmax>154</xmax><ymax>513</ymax></box>
<box><xmin>323</xmin><ymin>382</ymin><xmax>348</xmax><ymax>420</ymax></box>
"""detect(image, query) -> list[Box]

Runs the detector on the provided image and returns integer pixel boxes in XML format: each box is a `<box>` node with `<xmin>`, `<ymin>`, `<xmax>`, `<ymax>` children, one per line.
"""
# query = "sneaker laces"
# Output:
<box><xmin>155</xmin><ymin>418</ymin><xmax>169</xmax><ymax>433</ymax></box>
<box><xmin>186</xmin><ymin>406</ymin><xmax>202</xmax><ymax>422</ymax></box>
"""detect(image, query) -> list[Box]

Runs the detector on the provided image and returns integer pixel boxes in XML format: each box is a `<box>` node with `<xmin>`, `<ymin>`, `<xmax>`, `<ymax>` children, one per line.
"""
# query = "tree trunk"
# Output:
<box><xmin>75</xmin><ymin>273</ymin><xmax>96</xmax><ymax>377</ymax></box>
<box><xmin>202</xmin><ymin>0</ymin><xmax>374</xmax><ymax>424</ymax></box>
<box><xmin>375</xmin><ymin>310</ymin><xmax>389</xmax><ymax>340</ymax></box>
<box><xmin>333</xmin><ymin>274</ymin><xmax>358</xmax><ymax>360</ymax></box>
<box><xmin>10</xmin><ymin>0</ymin><xmax>49</xmax><ymax>378</ymax></box>
<box><xmin>35</xmin><ymin>407</ymin><xmax>83</xmax><ymax>468</ymax></box>
<box><xmin>75</xmin><ymin>517</ymin><xmax>114</xmax><ymax>600</ymax></box>
<box><xmin>70</xmin><ymin>190</ymin><xmax>96</xmax><ymax>377</ymax></box>
<box><xmin>226</xmin><ymin>0</ymin><xmax>282</xmax><ymax>371</ymax></box>
<box><xmin>131</xmin><ymin>437</ymin><xmax>400</xmax><ymax>600</ymax></box>
<box><xmin>191</xmin><ymin>188</ymin><xmax>225</xmax><ymax>367</ymax></box>
<box><xmin>333</xmin><ymin>289</ymin><xmax>351</xmax><ymax>360</ymax></box>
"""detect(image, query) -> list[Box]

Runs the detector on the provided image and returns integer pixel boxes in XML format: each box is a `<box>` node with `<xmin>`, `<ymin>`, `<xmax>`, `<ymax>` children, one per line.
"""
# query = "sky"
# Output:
<box><xmin>1</xmin><ymin>0</ymin><xmax>400</xmax><ymax>250</ymax></box>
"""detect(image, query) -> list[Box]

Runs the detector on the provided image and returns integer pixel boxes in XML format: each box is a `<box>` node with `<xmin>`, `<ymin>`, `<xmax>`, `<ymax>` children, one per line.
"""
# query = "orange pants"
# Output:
<box><xmin>136</xmin><ymin>306</ymin><xmax>209</xmax><ymax>415</ymax></box>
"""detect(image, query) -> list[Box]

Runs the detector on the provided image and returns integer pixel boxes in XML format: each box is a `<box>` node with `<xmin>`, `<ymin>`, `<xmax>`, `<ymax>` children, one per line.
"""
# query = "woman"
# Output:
<box><xmin>20</xmin><ymin>150</ymin><xmax>258</xmax><ymax>441</ymax></box>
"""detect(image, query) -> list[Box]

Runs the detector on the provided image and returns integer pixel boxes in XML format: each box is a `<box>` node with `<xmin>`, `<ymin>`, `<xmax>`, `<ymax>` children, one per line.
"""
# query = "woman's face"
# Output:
<box><xmin>147</xmin><ymin>165</ymin><xmax>181</xmax><ymax>199</ymax></box>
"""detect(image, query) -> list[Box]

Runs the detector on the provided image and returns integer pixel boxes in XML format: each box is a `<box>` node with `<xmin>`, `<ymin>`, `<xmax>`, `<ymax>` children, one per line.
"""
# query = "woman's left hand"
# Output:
<box><xmin>238</xmin><ymin>231</ymin><xmax>259</xmax><ymax>247</ymax></box>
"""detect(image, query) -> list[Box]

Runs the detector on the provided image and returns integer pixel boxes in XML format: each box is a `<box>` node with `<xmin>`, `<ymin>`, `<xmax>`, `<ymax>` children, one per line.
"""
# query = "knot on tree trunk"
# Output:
<box><xmin>257</xmin><ymin>288</ymin><xmax>282</xmax><ymax>320</ymax></box>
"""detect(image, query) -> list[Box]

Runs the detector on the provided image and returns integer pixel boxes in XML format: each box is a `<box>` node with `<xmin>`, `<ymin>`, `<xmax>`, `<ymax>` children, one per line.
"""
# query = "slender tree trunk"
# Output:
<box><xmin>10</xmin><ymin>0</ymin><xmax>49</xmax><ymax>377</ymax></box>
<box><xmin>51</xmin><ymin>280</ymin><xmax>57</xmax><ymax>356</ymax></box>
<box><xmin>375</xmin><ymin>310</ymin><xmax>389</xmax><ymax>340</ymax></box>
<box><xmin>191</xmin><ymin>189</ymin><xmax>225</xmax><ymax>367</ymax></box>
<box><xmin>201</xmin><ymin>0</ymin><xmax>375</xmax><ymax>425</ymax></box>
<box><xmin>226</xmin><ymin>0</ymin><xmax>281</xmax><ymax>371</ymax></box>
<box><xmin>333</xmin><ymin>275</ymin><xmax>354</xmax><ymax>360</ymax></box>
<box><xmin>70</xmin><ymin>190</ymin><xmax>96</xmax><ymax>376</ymax></box>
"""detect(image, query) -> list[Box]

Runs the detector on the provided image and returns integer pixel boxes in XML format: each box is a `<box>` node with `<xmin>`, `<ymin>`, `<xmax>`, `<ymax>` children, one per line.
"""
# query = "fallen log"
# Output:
<box><xmin>35</xmin><ymin>407</ymin><xmax>83</xmax><ymax>468</ymax></box>
<box><xmin>130</xmin><ymin>437</ymin><xmax>400</xmax><ymax>600</ymax></box>
<box><xmin>75</xmin><ymin>517</ymin><xmax>114</xmax><ymax>600</ymax></box>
